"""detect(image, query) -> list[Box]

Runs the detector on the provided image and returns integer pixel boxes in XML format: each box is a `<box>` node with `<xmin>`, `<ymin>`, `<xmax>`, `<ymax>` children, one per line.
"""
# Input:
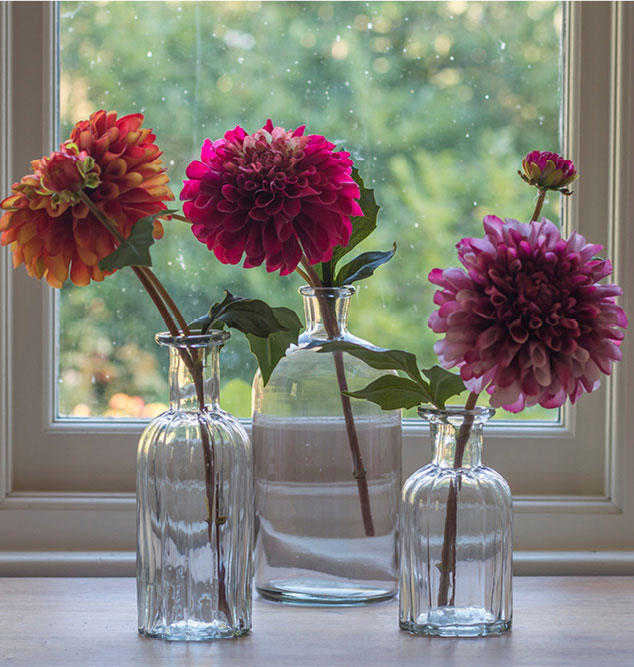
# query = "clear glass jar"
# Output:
<box><xmin>137</xmin><ymin>331</ymin><xmax>252</xmax><ymax>640</ymax></box>
<box><xmin>399</xmin><ymin>407</ymin><xmax>512</xmax><ymax>637</ymax></box>
<box><xmin>252</xmin><ymin>286</ymin><xmax>401</xmax><ymax>605</ymax></box>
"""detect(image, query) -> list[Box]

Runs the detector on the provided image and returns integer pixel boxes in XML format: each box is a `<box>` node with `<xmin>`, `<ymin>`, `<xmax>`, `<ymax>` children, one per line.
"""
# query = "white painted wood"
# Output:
<box><xmin>1</xmin><ymin>2</ymin><xmax>633</xmax><ymax>572</ymax></box>
<box><xmin>2</xmin><ymin>551</ymin><xmax>634</xmax><ymax>578</ymax></box>
<box><xmin>0</xmin><ymin>0</ymin><xmax>12</xmax><ymax>504</ymax></box>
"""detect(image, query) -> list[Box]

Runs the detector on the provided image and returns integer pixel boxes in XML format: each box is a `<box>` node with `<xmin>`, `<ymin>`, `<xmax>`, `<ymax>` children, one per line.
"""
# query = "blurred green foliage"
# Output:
<box><xmin>57</xmin><ymin>1</ymin><xmax>563</xmax><ymax>420</ymax></box>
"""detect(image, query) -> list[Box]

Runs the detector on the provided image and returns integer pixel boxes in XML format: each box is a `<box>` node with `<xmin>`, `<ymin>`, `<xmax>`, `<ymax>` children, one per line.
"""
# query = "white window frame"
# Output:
<box><xmin>1</xmin><ymin>1</ymin><xmax>633</xmax><ymax>575</ymax></box>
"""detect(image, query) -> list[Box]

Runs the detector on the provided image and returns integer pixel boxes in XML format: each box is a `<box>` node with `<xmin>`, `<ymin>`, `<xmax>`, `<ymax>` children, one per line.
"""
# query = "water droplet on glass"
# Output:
<box><xmin>147</xmin><ymin>51</ymin><xmax>152</xmax><ymax>58</ymax></box>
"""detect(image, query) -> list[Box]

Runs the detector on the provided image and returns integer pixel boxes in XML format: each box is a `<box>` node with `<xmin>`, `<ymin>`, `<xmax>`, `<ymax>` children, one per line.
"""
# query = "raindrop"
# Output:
<box><xmin>147</xmin><ymin>51</ymin><xmax>152</xmax><ymax>58</ymax></box>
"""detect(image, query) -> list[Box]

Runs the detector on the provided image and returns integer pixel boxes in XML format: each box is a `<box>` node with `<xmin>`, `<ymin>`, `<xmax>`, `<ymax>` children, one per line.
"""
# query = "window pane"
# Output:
<box><xmin>57</xmin><ymin>1</ymin><xmax>564</xmax><ymax>420</ymax></box>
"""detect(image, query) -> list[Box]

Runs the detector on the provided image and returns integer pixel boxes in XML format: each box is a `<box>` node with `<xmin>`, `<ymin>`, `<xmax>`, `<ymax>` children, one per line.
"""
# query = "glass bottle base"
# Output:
<box><xmin>138</xmin><ymin>621</ymin><xmax>250</xmax><ymax>642</ymax></box>
<box><xmin>400</xmin><ymin>607</ymin><xmax>511</xmax><ymax>637</ymax></box>
<box><xmin>257</xmin><ymin>581</ymin><xmax>396</xmax><ymax>606</ymax></box>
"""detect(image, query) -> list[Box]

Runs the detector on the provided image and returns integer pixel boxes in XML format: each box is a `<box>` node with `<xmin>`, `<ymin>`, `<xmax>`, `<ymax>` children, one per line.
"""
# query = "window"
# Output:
<box><xmin>1</xmin><ymin>1</ymin><xmax>633</xmax><ymax>575</ymax></box>
<box><xmin>57</xmin><ymin>1</ymin><xmax>563</xmax><ymax>421</ymax></box>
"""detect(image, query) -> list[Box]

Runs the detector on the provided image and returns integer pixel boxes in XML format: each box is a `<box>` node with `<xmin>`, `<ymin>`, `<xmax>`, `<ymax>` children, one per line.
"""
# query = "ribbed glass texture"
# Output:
<box><xmin>399</xmin><ymin>407</ymin><xmax>512</xmax><ymax>637</ymax></box>
<box><xmin>252</xmin><ymin>287</ymin><xmax>401</xmax><ymax>605</ymax></box>
<box><xmin>137</xmin><ymin>332</ymin><xmax>252</xmax><ymax>640</ymax></box>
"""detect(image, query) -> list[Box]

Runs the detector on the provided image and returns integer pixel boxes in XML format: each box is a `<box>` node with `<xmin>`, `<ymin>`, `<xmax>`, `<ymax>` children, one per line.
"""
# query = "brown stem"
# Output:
<box><xmin>142</xmin><ymin>267</ymin><xmax>191</xmax><ymax>336</ymax></box>
<box><xmin>530</xmin><ymin>189</ymin><xmax>547</xmax><ymax>222</ymax></box>
<box><xmin>299</xmin><ymin>258</ymin><xmax>376</xmax><ymax>537</ymax></box>
<box><xmin>295</xmin><ymin>265</ymin><xmax>312</xmax><ymax>284</ymax></box>
<box><xmin>80</xmin><ymin>190</ymin><xmax>231</xmax><ymax>618</ymax></box>
<box><xmin>197</xmin><ymin>409</ymin><xmax>231</xmax><ymax>622</ymax></box>
<box><xmin>436</xmin><ymin>391</ymin><xmax>479</xmax><ymax>608</ymax></box>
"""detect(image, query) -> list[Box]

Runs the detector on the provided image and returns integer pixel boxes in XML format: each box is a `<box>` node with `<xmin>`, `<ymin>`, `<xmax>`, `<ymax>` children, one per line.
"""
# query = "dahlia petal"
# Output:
<box><xmin>186</xmin><ymin>160</ymin><xmax>209</xmax><ymax>180</ymax></box>
<box><xmin>70</xmin><ymin>256</ymin><xmax>91</xmax><ymax>286</ymax></box>
<box><xmin>490</xmin><ymin>380</ymin><xmax>522</xmax><ymax>407</ymax></box>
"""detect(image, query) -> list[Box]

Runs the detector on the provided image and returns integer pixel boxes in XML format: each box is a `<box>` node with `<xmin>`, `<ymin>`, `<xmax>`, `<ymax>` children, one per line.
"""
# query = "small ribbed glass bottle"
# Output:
<box><xmin>137</xmin><ymin>331</ymin><xmax>252</xmax><ymax>640</ymax></box>
<box><xmin>399</xmin><ymin>406</ymin><xmax>512</xmax><ymax>637</ymax></box>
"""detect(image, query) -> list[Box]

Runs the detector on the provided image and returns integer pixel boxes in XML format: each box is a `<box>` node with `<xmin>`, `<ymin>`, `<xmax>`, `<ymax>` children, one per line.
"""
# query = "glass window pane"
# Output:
<box><xmin>57</xmin><ymin>1</ymin><xmax>564</xmax><ymax>420</ymax></box>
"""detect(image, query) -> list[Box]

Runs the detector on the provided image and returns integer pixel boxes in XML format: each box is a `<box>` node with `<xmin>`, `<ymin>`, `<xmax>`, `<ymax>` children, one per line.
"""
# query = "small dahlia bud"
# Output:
<box><xmin>43</xmin><ymin>151</ymin><xmax>85</xmax><ymax>193</ymax></box>
<box><xmin>519</xmin><ymin>150</ymin><xmax>577</xmax><ymax>194</ymax></box>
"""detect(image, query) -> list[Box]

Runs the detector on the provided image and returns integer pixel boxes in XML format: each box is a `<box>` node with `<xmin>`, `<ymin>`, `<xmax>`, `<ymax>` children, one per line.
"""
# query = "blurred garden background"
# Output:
<box><xmin>57</xmin><ymin>1</ymin><xmax>563</xmax><ymax>420</ymax></box>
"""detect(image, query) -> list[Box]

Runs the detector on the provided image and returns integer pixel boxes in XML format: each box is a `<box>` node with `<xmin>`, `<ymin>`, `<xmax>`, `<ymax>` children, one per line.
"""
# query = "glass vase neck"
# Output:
<box><xmin>418</xmin><ymin>406</ymin><xmax>495</xmax><ymax>469</ymax></box>
<box><xmin>299</xmin><ymin>285</ymin><xmax>356</xmax><ymax>342</ymax></box>
<box><xmin>156</xmin><ymin>331</ymin><xmax>229</xmax><ymax>412</ymax></box>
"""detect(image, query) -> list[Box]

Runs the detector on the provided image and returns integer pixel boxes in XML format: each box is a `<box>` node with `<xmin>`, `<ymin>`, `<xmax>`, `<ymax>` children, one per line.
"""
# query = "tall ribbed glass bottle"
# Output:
<box><xmin>252</xmin><ymin>286</ymin><xmax>401</xmax><ymax>605</ymax></box>
<box><xmin>137</xmin><ymin>331</ymin><xmax>252</xmax><ymax>640</ymax></box>
<box><xmin>400</xmin><ymin>406</ymin><xmax>512</xmax><ymax>637</ymax></box>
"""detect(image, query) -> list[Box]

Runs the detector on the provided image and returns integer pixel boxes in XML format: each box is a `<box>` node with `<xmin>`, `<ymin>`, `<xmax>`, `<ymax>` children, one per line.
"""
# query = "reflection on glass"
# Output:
<box><xmin>57</xmin><ymin>1</ymin><xmax>563</xmax><ymax>421</ymax></box>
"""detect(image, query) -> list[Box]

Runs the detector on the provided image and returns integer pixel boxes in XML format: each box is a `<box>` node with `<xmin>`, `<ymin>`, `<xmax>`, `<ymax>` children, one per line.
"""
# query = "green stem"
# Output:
<box><xmin>530</xmin><ymin>189</ymin><xmax>547</xmax><ymax>222</ymax></box>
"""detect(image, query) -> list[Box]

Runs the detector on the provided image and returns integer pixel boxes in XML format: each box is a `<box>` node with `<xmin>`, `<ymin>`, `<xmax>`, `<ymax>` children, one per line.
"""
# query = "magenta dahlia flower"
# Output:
<box><xmin>428</xmin><ymin>215</ymin><xmax>627</xmax><ymax>412</ymax></box>
<box><xmin>181</xmin><ymin>120</ymin><xmax>362</xmax><ymax>275</ymax></box>
<box><xmin>520</xmin><ymin>150</ymin><xmax>577</xmax><ymax>193</ymax></box>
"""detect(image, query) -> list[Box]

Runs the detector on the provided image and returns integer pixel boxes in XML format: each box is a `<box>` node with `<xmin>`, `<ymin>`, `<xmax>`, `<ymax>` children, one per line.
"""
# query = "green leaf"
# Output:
<box><xmin>98</xmin><ymin>210</ymin><xmax>175</xmax><ymax>272</ymax></box>
<box><xmin>98</xmin><ymin>219</ymin><xmax>154</xmax><ymax>271</ymax></box>
<box><xmin>422</xmin><ymin>366</ymin><xmax>467</xmax><ymax>409</ymax></box>
<box><xmin>344</xmin><ymin>375</ymin><xmax>428</xmax><ymax>410</ymax></box>
<box><xmin>189</xmin><ymin>291</ymin><xmax>292</xmax><ymax>339</ymax></box>
<box><xmin>246</xmin><ymin>307</ymin><xmax>303</xmax><ymax>385</ymax></box>
<box><xmin>334</xmin><ymin>244</ymin><xmax>396</xmax><ymax>286</ymax></box>
<box><xmin>318</xmin><ymin>341</ymin><xmax>431</xmax><ymax>397</ymax></box>
<box><xmin>329</xmin><ymin>168</ymin><xmax>380</xmax><ymax>271</ymax></box>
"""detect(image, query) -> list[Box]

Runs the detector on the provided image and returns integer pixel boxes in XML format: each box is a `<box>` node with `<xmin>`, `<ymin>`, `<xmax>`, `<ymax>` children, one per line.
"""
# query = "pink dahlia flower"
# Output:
<box><xmin>520</xmin><ymin>150</ymin><xmax>577</xmax><ymax>193</ymax></box>
<box><xmin>429</xmin><ymin>215</ymin><xmax>627</xmax><ymax>412</ymax></box>
<box><xmin>181</xmin><ymin>119</ymin><xmax>362</xmax><ymax>275</ymax></box>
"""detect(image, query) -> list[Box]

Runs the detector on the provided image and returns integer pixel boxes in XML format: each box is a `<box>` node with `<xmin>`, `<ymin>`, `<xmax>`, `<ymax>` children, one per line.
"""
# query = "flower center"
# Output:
<box><xmin>486</xmin><ymin>258</ymin><xmax>578</xmax><ymax>348</ymax></box>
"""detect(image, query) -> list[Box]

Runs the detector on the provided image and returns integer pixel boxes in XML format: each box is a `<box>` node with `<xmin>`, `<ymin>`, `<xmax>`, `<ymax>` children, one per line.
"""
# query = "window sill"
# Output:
<box><xmin>1</xmin><ymin>576</ymin><xmax>632</xmax><ymax>664</ymax></box>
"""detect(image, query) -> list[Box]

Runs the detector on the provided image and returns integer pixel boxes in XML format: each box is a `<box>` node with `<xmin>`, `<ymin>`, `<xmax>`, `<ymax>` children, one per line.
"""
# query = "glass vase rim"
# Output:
<box><xmin>418</xmin><ymin>405</ymin><xmax>496</xmax><ymax>423</ymax></box>
<box><xmin>155</xmin><ymin>330</ymin><xmax>230</xmax><ymax>349</ymax></box>
<box><xmin>298</xmin><ymin>285</ymin><xmax>356</xmax><ymax>298</ymax></box>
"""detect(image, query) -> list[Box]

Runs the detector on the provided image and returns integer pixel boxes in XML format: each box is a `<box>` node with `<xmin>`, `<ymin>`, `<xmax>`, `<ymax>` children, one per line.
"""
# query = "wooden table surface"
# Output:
<box><xmin>0</xmin><ymin>577</ymin><xmax>632</xmax><ymax>666</ymax></box>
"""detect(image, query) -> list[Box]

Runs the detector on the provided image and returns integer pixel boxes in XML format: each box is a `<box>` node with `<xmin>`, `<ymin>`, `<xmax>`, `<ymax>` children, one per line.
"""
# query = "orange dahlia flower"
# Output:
<box><xmin>0</xmin><ymin>110</ymin><xmax>173</xmax><ymax>287</ymax></box>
